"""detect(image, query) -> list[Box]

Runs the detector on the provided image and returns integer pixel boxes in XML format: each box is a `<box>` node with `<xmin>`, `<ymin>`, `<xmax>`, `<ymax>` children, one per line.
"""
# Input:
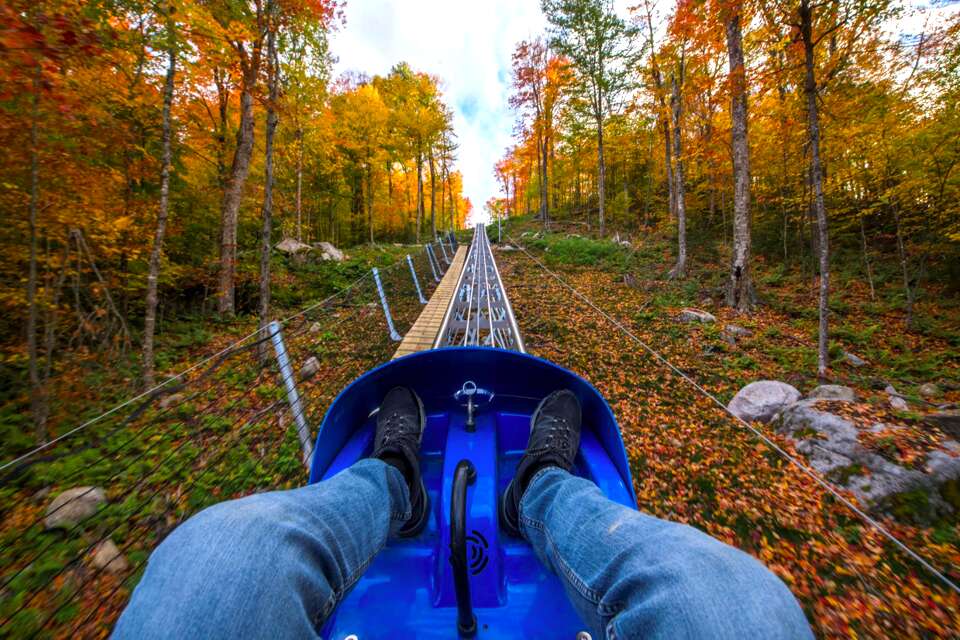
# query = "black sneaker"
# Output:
<box><xmin>373</xmin><ymin>387</ymin><xmax>430</xmax><ymax>537</ymax></box>
<box><xmin>500</xmin><ymin>389</ymin><xmax>582</xmax><ymax>537</ymax></box>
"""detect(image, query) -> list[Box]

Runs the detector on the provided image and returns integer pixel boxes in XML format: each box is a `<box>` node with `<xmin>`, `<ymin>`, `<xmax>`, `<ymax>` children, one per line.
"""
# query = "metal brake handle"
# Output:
<box><xmin>453</xmin><ymin>380</ymin><xmax>494</xmax><ymax>406</ymax></box>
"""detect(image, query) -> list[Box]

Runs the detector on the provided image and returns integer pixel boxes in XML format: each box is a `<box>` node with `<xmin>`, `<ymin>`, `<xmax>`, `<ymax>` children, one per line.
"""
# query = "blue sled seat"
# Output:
<box><xmin>310</xmin><ymin>347</ymin><xmax>636</xmax><ymax>639</ymax></box>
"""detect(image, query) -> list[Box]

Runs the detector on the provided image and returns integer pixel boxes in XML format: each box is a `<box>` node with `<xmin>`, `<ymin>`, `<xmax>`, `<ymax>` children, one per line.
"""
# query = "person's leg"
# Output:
<box><xmin>520</xmin><ymin>468</ymin><xmax>813</xmax><ymax>639</ymax></box>
<box><xmin>114</xmin><ymin>387</ymin><xmax>430</xmax><ymax>639</ymax></box>
<box><xmin>112</xmin><ymin>459</ymin><xmax>409</xmax><ymax>639</ymax></box>
<box><xmin>501</xmin><ymin>390</ymin><xmax>812</xmax><ymax>640</ymax></box>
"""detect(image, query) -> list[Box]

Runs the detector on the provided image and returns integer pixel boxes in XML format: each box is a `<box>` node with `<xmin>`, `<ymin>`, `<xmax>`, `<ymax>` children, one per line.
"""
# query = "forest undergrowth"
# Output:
<box><xmin>0</xmin><ymin>243</ymin><xmax>432</xmax><ymax>637</ymax></box>
<box><xmin>498</xmin><ymin>216</ymin><xmax>959</xmax><ymax>637</ymax></box>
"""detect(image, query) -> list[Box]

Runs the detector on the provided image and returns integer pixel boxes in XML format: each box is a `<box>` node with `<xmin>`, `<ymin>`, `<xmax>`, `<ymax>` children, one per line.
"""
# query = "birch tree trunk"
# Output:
<box><xmin>724</xmin><ymin>11</ymin><xmax>754</xmax><ymax>310</ymax></box>
<box><xmin>258</xmin><ymin>21</ymin><xmax>279</xmax><ymax>362</ymax></box>
<box><xmin>218</xmin><ymin>60</ymin><xmax>258</xmax><ymax>316</ymax></box>
<box><xmin>669</xmin><ymin>68</ymin><xmax>687</xmax><ymax>279</ymax></box>
<box><xmin>800</xmin><ymin>0</ymin><xmax>831</xmax><ymax>378</ymax></box>
<box><xmin>143</xmin><ymin>28</ymin><xmax>176</xmax><ymax>387</ymax></box>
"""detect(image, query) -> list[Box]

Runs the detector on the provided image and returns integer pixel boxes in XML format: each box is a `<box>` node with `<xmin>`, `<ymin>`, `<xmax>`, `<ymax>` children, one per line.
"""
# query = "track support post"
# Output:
<box><xmin>407</xmin><ymin>254</ymin><xmax>427</xmax><ymax>304</ymax></box>
<box><xmin>437</xmin><ymin>235</ymin><xmax>451</xmax><ymax>264</ymax></box>
<box><xmin>268</xmin><ymin>320</ymin><xmax>314</xmax><ymax>471</ymax></box>
<box><xmin>372</xmin><ymin>267</ymin><xmax>403</xmax><ymax>342</ymax></box>
<box><xmin>426</xmin><ymin>243</ymin><xmax>441</xmax><ymax>282</ymax></box>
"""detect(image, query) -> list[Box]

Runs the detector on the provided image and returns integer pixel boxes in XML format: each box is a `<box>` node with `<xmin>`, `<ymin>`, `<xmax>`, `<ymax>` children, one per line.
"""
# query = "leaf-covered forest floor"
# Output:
<box><xmin>2</xmin><ymin>224</ymin><xmax>959</xmax><ymax>637</ymax></box>
<box><xmin>496</xmin><ymin>216</ymin><xmax>960</xmax><ymax>637</ymax></box>
<box><xmin>0</xmin><ymin>242</ymin><xmax>434</xmax><ymax>638</ymax></box>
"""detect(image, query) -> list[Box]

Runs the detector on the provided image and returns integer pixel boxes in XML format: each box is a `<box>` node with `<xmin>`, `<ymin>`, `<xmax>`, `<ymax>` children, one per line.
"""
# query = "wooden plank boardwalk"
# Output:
<box><xmin>393</xmin><ymin>245</ymin><xmax>467</xmax><ymax>359</ymax></box>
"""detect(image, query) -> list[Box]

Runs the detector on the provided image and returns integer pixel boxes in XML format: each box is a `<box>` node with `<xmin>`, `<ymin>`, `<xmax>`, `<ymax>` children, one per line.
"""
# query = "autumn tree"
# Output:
<box><xmin>721</xmin><ymin>0</ymin><xmax>754</xmax><ymax>310</ymax></box>
<box><xmin>542</xmin><ymin>0</ymin><xmax>639</xmax><ymax>235</ymax></box>
<box><xmin>143</xmin><ymin>4</ymin><xmax>179</xmax><ymax>387</ymax></box>
<box><xmin>510</xmin><ymin>38</ymin><xmax>552</xmax><ymax>224</ymax></box>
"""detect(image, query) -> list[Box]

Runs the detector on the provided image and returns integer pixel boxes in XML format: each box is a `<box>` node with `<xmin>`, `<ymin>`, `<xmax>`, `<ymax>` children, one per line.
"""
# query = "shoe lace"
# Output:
<box><xmin>382</xmin><ymin>411</ymin><xmax>412</xmax><ymax>442</ymax></box>
<box><xmin>540</xmin><ymin>415</ymin><xmax>570</xmax><ymax>450</ymax></box>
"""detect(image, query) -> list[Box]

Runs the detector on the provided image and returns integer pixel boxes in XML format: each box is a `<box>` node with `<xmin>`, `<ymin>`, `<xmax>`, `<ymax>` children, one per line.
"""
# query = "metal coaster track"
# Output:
<box><xmin>434</xmin><ymin>225</ymin><xmax>524</xmax><ymax>352</ymax></box>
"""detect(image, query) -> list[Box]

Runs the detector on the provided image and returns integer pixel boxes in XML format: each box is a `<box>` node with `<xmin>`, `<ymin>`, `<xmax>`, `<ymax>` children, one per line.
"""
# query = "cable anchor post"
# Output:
<box><xmin>407</xmin><ymin>254</ymin><xmax>427</xmax><ymax>304</ymax></box>
<box><xmin>425</xmin><ymin>243</ymin><xmax>441</xmax><ymax>282</ymax></box>
<box><xmin>268</xmin><ymin>320</ymin><xmax>314</xmax><ymax>471</ymax></box>
<box><xmin>372</xmin><ymin>267</ymin><xmax>403</xmax><ymax>342</ymax></box>
<box><xmin>437</xmin><ymin>235</ymin><xmax>451</xmax><ymax>264</ymax></box>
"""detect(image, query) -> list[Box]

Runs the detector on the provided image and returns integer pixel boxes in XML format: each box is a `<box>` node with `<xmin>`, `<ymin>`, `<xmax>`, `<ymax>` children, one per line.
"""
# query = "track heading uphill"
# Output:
<box><xmin>435</xmin><ymin>225</ymin><xmax>524</xmax><ymax>352</ymax></box>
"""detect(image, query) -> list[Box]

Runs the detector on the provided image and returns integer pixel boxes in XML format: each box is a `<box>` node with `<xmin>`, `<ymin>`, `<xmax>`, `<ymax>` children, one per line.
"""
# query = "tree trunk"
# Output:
<box><xmin>859</xmin><ymin>213</ymin><xmax>876</xmax><ymax>301</ymax></box>
<box><xmin>549</xmin><ymin>131</ymin><xmax>558</xmax><ymax>212</ymax></box>
<box><xmin>669</xmin><ymin>69</ymin><xmax>687</xmax><ymax>279</ymax></box>
<box><xmin>440</xmin><ymin>160</ymin><xmax>447</xmax><ymax>230</ymax></box>
<box><xmin>28</xmin><ymin>64</ymin><xmax>46</xmax><ymax>443</ymax></box>
<box><xmin>217</xmin><ymin>67</ymin><xmax>257</xmax><ymax>316</ymax></box>
<box><xmin>724</xmin><ymin>12</ymin><xmax>754</xmax><ymax>311</ymax></box>
<box><xmin>143</xmin><ymin>31</ymin><xmax>176</xmax><ymax>387</ymax></box>
<box><xmin>800</xmin><ymin>0</ymin><xmax>831</xmax><ymax>378</ymax></box>
<box><xmin>214</xmin><ymin>68</ymin><xmax>230</xmax><ymax>191</ymax></box>
<box><xmin>296</xmin><ymin>127</ymin><xmax>303</xmax><ymax>242</ymax></box>
<box><xmin>416</xmin><ymin>145</ymin><xmax>424</xmax><ymax>241</ymax></box>
<box><xmin>893</xmin><ymin>205</ymin><xmax>914</xmax><ymax>328</ymax></box>
<box><xmin>367</xmin><ymin>163</ymin><xmax>374</xmax><ymax>244</ymax></box>
<box><xmin>258</xmin><ymin>23</ymin><xmax>279</xmax><ymax>362</ymax></box>
<box><xmin>429</xmin><ymin>146</ymin><xmax>437</xmax><ymax>238</ymax></box>
<box><xmin>542</xmin><ymin>133</ymin><xmax>551</xmax><ymax>224</ymax></box>
<box><xmin>596</xmin><ymin>114</ymin><xmax>606</xmax><ymax>236</ymax></box>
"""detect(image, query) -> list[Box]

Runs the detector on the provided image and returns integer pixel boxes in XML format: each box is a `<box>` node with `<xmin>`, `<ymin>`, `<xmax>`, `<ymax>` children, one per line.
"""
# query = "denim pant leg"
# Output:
<box><xmin>112</xmin><ymin>459</ymin><xmax>410</xmax><ymax>639</ymax></box>
<box><xmin>520</xmin><ymin>467</ymin><xmax>813</xmax><ymax>640</ymax></box>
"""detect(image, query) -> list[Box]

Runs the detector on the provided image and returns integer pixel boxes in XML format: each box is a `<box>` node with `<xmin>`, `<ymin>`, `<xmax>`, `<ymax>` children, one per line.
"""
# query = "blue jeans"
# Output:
<box><xmin>114</xmin><ymin>460</ymin><xmax>811</xmax><ymax>639</ymax></box>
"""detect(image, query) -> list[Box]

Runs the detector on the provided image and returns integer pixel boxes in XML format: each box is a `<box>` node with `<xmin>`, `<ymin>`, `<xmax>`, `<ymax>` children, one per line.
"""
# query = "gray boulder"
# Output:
<box><xmin>889</xmin><ymin>396</ymin><xmax>909</xmax><ymax>411</ymax></box>
<box><xmin>727</xmin><ymin>381</ymin><xmax>801</xmax><ymax>423</ymax></box>
<box><xmin>678</xmin><ymin>308</ymin><xmax>716</xmax><ymax>324</ymax></box>
<box><xmin>843</xmin><ymin>351</ymin><xmax>868</xmax><ymax>368</ymax></box>
<box><xmin>777</xmin><ymin>400</ymin><xmax>960</xmax><ymax>521</ymax></box>
<box><xmin>45</xmin><ymin>487</ymin><xmax>106</xmax><ymax>529</ymax></box>
<box><xmin>919</xmin><ymin>383</ymin><xmax>941</xmax><ymax>398</ymax></box>
<box><xmin>275</xmin><ymin>238</ymin><xmax>312</xmax><ymax>255</ymax></box>
<box><xmin>808</xmin><ymin>385</ymin><xmax>857</xmax><ymax>403</ymax></box>
<box><xmin>724</xmin><ymin>324</ymin><xmax>753</xmax><ymax>338</ymax></box>
<box><xmin>315</xmin><ymin>241</ymin><xmax>344</xmax><ymax>262</ymax></box>
<box><xmin>90</xmin><ymin>539</ymin><xmax>129</xmax><ymax>574</ymax></box>
<box><xmin>300</xmin><ymin>356</ymin><xmax>320</xmax><ymax>381</ymax></box>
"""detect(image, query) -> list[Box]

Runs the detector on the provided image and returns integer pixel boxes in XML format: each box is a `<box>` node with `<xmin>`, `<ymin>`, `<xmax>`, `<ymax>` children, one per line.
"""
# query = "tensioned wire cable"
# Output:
<box><xmin>505</xmin><ymin>232</ymin><xmax>960</xmax><ymax>596</ymax></box>
<box><xmin>0</xmin><ymin>248</ymin><xmax>425</xmax><ymax>474</ymax></box>
<box><xmin>4</xmin><ymin>269</ymin><xmax>411</xmax><ymax>630</ymax></box>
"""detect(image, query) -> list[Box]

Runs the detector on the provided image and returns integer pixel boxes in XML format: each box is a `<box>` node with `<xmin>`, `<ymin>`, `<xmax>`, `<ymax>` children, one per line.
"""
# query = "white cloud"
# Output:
<box><xmin>329</xmin><ymin>0</ymin><xmax>548</xmax><ymax>225</ymax></box>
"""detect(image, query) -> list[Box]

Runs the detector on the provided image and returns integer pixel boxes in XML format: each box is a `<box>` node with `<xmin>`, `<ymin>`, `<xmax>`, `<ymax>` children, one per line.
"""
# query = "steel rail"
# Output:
<box><xmin>487</xmin><ymin>230</ymin><xmax>525</xmax><ymax>353</ymax></box>
<box><xmin>435</xmin><ymin>225</ymin><xmax>523</xmax><ymax>352</ymax></box>
<box><xmin>434</xmin><ymin>234</ymin><xmax>473</xmax><ymax>348</ymax></box>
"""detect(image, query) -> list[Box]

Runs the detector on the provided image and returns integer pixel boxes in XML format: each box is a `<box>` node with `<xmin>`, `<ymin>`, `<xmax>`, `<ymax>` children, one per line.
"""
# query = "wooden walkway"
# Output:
<box><xmin>393</xmin><ymin>245</ymin><xmax>467</xmax><ymax>359</ymax></box>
